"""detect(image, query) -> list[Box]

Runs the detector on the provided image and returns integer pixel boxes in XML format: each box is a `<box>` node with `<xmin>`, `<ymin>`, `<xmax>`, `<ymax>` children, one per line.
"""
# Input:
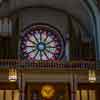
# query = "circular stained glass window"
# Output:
<box><xmin>20</xmin><ymin>24</ymin><xmax>65</xmax><ymax>61</ymax></box>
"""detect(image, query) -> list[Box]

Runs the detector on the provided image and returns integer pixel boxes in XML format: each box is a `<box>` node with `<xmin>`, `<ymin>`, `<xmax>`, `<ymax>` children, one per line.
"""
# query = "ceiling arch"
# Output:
<box><xmin>0</xmin><ymin>0</ymin><xmax>95</xmax><ymax>41</ymax></box>
<box><xmin>0</xmin><ymin>0</ymin><xmax>93</xmax><ymax>32</ymax></box>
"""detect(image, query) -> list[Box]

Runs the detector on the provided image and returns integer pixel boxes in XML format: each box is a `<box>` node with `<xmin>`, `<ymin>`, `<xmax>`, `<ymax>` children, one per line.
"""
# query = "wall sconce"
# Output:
<box><xmin>8</xmin><ymin>68</ymin><xmax>17</xmax><ymax>82</ymax></box>
<box><xmin>88</xmin><ymin>70</ymin><xmax>96</xmax><ymax>83</ymax></box>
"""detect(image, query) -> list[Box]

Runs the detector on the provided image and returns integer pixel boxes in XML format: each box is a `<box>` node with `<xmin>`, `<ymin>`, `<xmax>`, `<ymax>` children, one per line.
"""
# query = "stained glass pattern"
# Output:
<box><xmin>20</xmin><ymin>24</ymin><xmax>64</xmax><ymax>61</ymax></box>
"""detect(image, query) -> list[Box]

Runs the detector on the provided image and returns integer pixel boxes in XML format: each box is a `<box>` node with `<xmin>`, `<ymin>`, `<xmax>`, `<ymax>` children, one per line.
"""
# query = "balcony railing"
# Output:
<box><xmin>0</xmin><ymin>59</ymin><xmax>96</xmax><ymax>70</ymax></box>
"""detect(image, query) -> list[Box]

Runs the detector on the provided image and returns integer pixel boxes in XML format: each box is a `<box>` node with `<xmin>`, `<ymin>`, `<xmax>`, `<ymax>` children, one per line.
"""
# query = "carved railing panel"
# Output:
<box><xmin>0</xmin><ymin>59</ymin><xmax>96</xmax><ymax>70</ymax></box>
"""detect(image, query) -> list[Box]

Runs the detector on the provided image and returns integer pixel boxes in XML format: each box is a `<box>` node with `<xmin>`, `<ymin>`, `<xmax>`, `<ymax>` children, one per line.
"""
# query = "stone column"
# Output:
<box><xmin>70</xmin><ymin>73</ymin><xmax>77</xmax><ymax>100</ymax></box>
<box><xmin>18</xmin><ymin>71</ymin><xmax>25</xmax><ymax>100</ymax></box>
<box><xmin>22</xmin><ymin>74</ymin><xmax>25</xmax><ymax>100</ymax></box>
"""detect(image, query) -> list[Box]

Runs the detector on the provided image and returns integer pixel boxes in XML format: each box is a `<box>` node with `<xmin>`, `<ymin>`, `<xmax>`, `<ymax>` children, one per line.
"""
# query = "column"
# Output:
<box><xmin>70</xmin><ymin>73</ymin><xmax>77</xmax><ymax>100</ymax></box>
<box><xmin>18</xmin><ymin>71</ymin><xmax>25</xmax><ymax>100</ymax></box>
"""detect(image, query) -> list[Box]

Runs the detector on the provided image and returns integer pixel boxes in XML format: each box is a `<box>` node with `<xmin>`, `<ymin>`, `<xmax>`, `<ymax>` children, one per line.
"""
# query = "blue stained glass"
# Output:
<box><xmin>20</xmin><ymin>24</ymin><xmax>64</xmax><ymax>61</ymax></box>
<box><xmin>26</xmin><ymin>47</ymin><xmax>33</xmax><ymax>53</ymax></box>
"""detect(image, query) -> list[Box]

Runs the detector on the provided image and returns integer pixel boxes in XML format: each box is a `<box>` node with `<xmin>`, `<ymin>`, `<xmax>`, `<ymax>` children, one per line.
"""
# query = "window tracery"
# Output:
<box><xmin>20</xmin><ymin>24</ymin><xmax>65</xmax><ymax>62</ymax></box>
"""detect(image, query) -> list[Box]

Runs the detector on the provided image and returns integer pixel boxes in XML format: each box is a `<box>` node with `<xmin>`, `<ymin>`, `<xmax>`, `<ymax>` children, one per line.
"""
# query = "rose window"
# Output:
<box><xmin>20</xmin><ymin>24</ymin><xmax>65</xmax><ymax>61</ymax></box>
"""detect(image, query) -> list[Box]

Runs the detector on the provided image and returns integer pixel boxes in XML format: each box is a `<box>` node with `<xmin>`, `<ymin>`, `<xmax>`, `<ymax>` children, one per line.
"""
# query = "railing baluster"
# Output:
<box><xmin>0</xmin><ymin>59</ymin><xmax>96</xmax><ymax>70</ymax></box>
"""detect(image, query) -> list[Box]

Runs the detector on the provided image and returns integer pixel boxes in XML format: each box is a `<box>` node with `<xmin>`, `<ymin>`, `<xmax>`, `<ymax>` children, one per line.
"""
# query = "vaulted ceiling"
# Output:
<box><xmin>0</xmin><ymin>0</ymin><xmax>94</xmax><ymax>36</ymax></box>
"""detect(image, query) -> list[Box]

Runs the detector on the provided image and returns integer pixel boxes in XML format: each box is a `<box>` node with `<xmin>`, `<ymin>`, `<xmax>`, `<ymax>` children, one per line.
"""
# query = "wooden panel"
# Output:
<box><xmin>78</xmin><ymin>83</ymin><xmax>100</xmax><ymax>100</ymax></box>
<box><xmin>81</xmin><ymin>90</ymin><xmax>88</xmax><ymax>100</ymax></box>
<box><xmin>0</xmin><ymin>90</ymin><xmax>4</xmax><ymax>100</ymax></box>
<box><xmin>77</xmin><ymin>90</ymin><xmax>96</xmax><ymax>100</ymax></box>
<box><xmin>0</xmin><ymin>82</ymin><xmax>18</xmax><ymax>90</ymax></box>
<box><xmin>13</xmin><ymin>90</ymin><xmax>20</xmax><ymax>100</ymax></box>
<box><xmin>0</xmin><ymin>90</ymin><xmax>19</xmax><ymax>100</ymax></box>
<box><xmin>89</xmin><ymin>90</ymin><xmax>96</xmax><ymax>100</ymax></box>
<box><xmin>5</xmin><ymin>90</ymin><xmax>12</xmax><ymax>100</ymax></box>
<box><xmin>0</xmin><ymin>82</ymin><xmax>19</xmax><ymax>100</ymax></box>
<box><xmin>76</xmin><ymin>90</ymin><xmax>80</xmax><ymax>100</ymax></box>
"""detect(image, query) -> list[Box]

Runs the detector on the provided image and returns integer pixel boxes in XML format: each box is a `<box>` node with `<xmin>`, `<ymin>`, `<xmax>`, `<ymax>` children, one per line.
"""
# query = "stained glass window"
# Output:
<box><xmin>20</xmin><ymin>24</ymin><xmax>65</xmax><ymax>62</ymax></box>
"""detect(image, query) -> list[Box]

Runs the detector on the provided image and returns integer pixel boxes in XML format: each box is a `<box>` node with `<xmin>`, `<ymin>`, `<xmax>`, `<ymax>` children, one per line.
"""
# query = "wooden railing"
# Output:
<box><xmin>0</xmin><ymin>59</ymin><xmax>96</xmax><ymax>69</ymax></box>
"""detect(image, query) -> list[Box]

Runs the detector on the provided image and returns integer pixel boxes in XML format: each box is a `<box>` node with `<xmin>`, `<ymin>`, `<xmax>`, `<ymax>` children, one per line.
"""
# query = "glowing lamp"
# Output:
<box><xmin>41</xmin><ymin>85</ymin><xmax>55</xmax><ymax>99</ymax></box>
<box><xmin>88</xmin><ymin>70</ymin><xmax>96</xmax><ymax>83</ymax></box>
<box><xmin>8</xmin><ymin>68</ymin><xmax>17</xmax><ymax>82</ymax></box>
